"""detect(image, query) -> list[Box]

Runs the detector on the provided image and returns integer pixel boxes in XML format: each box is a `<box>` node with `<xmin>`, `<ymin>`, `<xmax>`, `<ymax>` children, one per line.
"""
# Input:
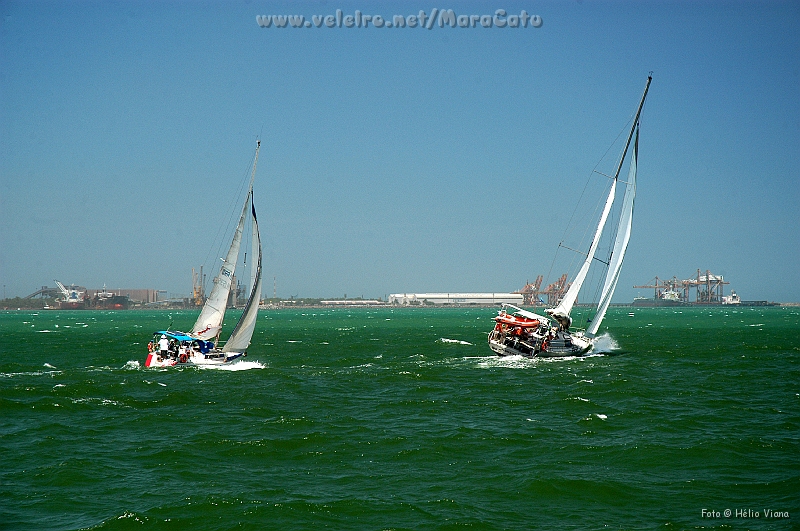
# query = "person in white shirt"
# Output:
<box><xmin>158</xmin><ymin>335</ymin><xmax>169</xmax><ymax>358</ymax></box>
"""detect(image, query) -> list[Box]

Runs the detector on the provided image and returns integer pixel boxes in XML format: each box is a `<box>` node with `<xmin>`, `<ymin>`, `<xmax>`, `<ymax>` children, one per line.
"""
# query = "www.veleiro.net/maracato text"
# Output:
<box><xmin>256</xmin><ymin>9</ymin><xmax>543</xmax><ymax>30</ymax></box>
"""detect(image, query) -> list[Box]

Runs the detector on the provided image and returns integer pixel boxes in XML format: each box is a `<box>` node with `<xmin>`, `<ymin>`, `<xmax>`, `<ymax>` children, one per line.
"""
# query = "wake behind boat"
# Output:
<box><xmin>489</xmin><ymin>75</ymin><xmax>652</xmax><ymax>358</ymax></box>
<box><xmin>145</xmin><ymin>141</ymin><xmax>263</xmax><ymax>368</ymax></box>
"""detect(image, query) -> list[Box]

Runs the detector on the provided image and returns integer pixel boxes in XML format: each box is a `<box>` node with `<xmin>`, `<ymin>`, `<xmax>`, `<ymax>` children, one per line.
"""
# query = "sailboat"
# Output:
<box><xmin>145</xmin><ymin>141</ymin><xmax>264</xmax><ymax>368</ymax></box>
<box><xmin>488</xmin><ymin>76</ymin><xmax>651</xmax><ymax>358</ymax></box>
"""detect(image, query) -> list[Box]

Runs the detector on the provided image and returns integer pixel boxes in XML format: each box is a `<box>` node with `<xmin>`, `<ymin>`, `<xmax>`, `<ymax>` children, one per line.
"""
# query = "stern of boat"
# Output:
<box><xmin>145</xmin><ymin>354</ymin><xmax>177</xmax><ymax>368</ymax></box>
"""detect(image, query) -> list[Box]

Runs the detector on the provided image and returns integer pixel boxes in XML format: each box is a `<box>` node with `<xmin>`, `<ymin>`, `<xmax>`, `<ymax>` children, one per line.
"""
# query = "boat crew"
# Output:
<box><xmin>158</xmin><ymin>334</ymin><xmax>169</xmax><ymax>359</ymax></box>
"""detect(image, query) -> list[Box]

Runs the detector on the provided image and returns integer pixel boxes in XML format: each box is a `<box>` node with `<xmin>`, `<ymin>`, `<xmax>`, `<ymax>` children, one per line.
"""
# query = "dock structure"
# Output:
<box><xmin>24</xmin><ymin>285</ymin><xmax>63</xmax><ymax>299</ymax></box>
<box><xmin>23</xmin><ymin>285</ymin><xmax>161</xmax><ymax>305</ymax></box>
<box><xmin>634</xmin><ymin>269</ymin><xmax>731</xmax><ymax>304</ymax></box>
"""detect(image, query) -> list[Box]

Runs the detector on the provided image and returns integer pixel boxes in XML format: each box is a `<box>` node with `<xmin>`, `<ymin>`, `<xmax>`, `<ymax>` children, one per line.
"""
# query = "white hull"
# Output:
<box><xmin>145</xmin><ymin>351</ymin><xmax>244</xmax><ymax>368</ymax></box>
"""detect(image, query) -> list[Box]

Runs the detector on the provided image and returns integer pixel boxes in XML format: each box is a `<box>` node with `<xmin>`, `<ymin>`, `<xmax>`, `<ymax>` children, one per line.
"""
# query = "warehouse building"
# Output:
<box><xmin>389</xmin><ymin>293</ymin><xmax>523</xmax><ymax>306</ymax></box>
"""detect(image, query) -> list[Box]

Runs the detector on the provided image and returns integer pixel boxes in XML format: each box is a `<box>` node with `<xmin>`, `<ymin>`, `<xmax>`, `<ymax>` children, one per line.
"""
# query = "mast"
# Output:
<box><xmin>610</xmin><ymin>75</ymin><xmax>651</xmax><ymax>183</ymax></box>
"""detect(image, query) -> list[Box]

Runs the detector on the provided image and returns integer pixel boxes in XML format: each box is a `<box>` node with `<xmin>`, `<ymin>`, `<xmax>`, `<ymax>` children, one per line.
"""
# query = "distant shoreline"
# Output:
<box><xmin>3</xmin><ymin>302</ymin><xmax>797</xmax><ymax>311</ymax></box>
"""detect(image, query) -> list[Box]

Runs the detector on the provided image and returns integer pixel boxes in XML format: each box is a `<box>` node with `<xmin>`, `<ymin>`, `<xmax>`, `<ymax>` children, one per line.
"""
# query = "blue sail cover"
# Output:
<box><xmin>155</xmin><ymin>331</ymin><xmax>195</xmax><ymax>342</ymax></box>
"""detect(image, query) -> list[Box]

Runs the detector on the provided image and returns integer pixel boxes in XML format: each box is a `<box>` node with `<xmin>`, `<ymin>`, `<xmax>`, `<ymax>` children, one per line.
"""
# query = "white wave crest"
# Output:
<box><xmin>476</xmin><ymin>354</ymin><xmax>535</xmax><ymax>369</ymax></box>
<box><xmin>123</xmin><ymin>361</ymin><xmax>141</xmax><ymax>370</ymax></box>
<box><xmin>439</xmin><ymin>338</ymin><xmax>473</xmax><ymax>345</ymax></box>
<box><xmin>199</xmin><ymin>360</ymin><xmax>266</xmax><ymax>371</ymax></box>
<box><xmin>475</xmin><ymin>352</ymin><xmax>598</xmax><ymax>368</ymax></box>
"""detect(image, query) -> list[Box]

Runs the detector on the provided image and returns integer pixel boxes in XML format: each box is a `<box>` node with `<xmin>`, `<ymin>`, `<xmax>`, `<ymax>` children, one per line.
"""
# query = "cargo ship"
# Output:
<box><xmin>631</xmin><ymin>295</ymin><xmax>685</xmax><ymax>307</ymax></box>
<box><xmin>91</xmin><ymin>286</ymin><xmax>130</xmax><ymax>310</ymax></box>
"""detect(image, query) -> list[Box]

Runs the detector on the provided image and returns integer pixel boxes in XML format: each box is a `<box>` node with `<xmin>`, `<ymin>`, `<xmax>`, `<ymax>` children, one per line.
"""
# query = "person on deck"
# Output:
<box><xmin>158</xmin><ymin>334</ymin><xmax>169</xmax><ymax>359</ymax></box>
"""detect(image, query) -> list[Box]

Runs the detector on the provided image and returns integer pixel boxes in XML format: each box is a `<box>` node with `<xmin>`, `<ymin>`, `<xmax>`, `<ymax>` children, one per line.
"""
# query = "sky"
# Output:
<box><xmin>1</xmin><ymin>0</ymin><xmax>798</xmax><ymax>303</ymax></box>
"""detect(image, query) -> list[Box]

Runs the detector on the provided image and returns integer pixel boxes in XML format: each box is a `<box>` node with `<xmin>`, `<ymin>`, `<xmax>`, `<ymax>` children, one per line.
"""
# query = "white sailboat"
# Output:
<box><xmin>489</xmin><ymin>76</ymin><xmax>651</xmax><ymax>358</ymax></box>
<box><xmin>146</xmin><ymin>141</ymin><xmax>263</xmax><ymax>367</ymax></box>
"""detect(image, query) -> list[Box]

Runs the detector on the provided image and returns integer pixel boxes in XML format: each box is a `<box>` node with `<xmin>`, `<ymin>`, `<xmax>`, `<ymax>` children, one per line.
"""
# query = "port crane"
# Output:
<box><xmin>516</xmin><ymin>276</ymin><xmax>543</xmax><ymax>305</ymax></box>
<box><xmin>54</xmin><ymin>280</ymin><xmax>85</xmax><ymax>303</ymax></box>
<box><xmin>515</xmin><ymin>274</ymin><xmax>572</xmax><ymax>306</ymax></box>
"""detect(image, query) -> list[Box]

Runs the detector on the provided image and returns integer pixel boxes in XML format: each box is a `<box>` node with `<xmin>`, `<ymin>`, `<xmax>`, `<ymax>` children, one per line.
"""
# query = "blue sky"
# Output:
<box><xmin>1</xmin><ymin>1</ymin><xmax>798</xmax><ymax>302</ymax></box>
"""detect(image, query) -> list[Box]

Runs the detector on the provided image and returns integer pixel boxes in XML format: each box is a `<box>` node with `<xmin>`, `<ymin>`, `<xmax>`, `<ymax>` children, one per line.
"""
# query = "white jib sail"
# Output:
<box><xmin>223</xmin><ymin>197</ymin><xmax>262</xmax><ymax>352</ymax></box>
<box><xmin>190</xmin><ymin>191</ymin><xmax>250</xmax><ymax>340</ymax></box>
<box><xmin>549</xmin><ymin>177</ymin><xmax>618</xmax><ymax>324</ymax></box>
<box><xmin>587</xmin><ymin>126</ymin><xmax>638</xmax><ymax>338</ymax></box>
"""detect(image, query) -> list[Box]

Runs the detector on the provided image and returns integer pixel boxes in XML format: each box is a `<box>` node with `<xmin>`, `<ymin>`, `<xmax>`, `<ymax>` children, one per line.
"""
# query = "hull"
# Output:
<box><xmin>92</xmin><ymin>295</ymin><xmax>130</xmax><ymax>310</ymax></box>
<box><xmin>58</xmin><ymin>301</ymin><xmax>88</xmax><ymax>309</ymax></box>
<box><xmin>488</xmin><ymin>329</ymin><xmax>592</xmax><ymax>358</ymax></box>
<box><xmin>145</xmin><ymin>350</ymin><xmax>244</xmax><ymax>368</ymax></box>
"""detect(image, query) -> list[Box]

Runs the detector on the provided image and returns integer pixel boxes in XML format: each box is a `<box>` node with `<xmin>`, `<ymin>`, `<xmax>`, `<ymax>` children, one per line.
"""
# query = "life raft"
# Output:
<box><xmin>493</xmin><ymin>312</ymin><xmax>540</xmax><ymax>328</ymax></box>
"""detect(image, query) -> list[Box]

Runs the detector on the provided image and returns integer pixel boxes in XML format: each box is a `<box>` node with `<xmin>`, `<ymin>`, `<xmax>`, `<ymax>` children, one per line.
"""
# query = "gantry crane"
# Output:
<box><xmin>543</xmin><ymin>274</ymin><xmax>570</xmax><ymax>307</ymax></box>
<box><xmin>515</xmin><ymin>275</ymin><xmax>543</xmax><ymax>305</ymax></box>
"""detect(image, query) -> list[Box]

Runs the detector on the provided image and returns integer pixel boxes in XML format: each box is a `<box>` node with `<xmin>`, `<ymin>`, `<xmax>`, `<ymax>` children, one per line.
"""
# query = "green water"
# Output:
<box><xmin>1</xmin><ymin>307</ymin><xmax>798</xmax><ymax>530</ymax></box>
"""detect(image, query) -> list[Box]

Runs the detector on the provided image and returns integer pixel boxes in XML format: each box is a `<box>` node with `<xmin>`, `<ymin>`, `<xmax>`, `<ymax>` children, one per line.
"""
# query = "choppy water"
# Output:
<box><xmin>1</xmin><ymin>307</ymin><xmax>798</xmax><ymax>530</ymax></box>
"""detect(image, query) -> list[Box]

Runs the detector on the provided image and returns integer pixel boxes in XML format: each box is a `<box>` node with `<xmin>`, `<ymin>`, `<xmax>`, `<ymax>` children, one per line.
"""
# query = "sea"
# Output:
<box><xmin>1</xmin><ymin>306</ymin><xmax>798</xmax><ymax>530</ymax></box>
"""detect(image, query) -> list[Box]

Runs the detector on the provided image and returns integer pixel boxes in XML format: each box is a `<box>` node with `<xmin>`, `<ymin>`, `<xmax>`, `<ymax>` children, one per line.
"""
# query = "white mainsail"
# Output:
<box><xmin>191</xmin><ymin>140</ymin><xmax>261</xmax><ymax>342</ymax></box>
<box><xmin>548</xmin><ymin>178</ymin><xmax>617</xmax><ymax>328</ymax></box>
<box><xmin>586</xmin><ymin>127</ymin><xmax>638</xmax><ymax>338</ymax></box>
<box><xmin>190</xmin><ymin>196</ymin><xmax>248</xmax><ymax>340</ymax></box>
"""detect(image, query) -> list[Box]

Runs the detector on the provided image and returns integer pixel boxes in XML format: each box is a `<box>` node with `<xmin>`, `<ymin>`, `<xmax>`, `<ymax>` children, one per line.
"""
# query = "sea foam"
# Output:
<box><xmin>199</xmin><ymin>360</ymin><xmax>266</xmax><ymax>371</ymax></box>
<box><xmin>590</xmin><ymin>333</ymin><xmax>619</xmax><ymax>353</ymax></box>
<box><xmin>439</xmin><ymin>338</ymin><xmax>472</xmax><ymax>345</ymax></box>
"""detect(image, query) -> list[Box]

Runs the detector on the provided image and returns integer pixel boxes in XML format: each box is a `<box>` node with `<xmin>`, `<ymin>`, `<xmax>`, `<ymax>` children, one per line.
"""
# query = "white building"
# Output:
<box><xmin>389</xmin><ymin>293</ymin><xmax>523</xmax><ymax>306</ymax></box>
